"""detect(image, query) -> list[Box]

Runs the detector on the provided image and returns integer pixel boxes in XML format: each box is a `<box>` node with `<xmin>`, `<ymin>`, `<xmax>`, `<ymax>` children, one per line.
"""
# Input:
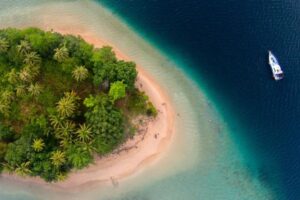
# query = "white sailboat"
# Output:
<box><xmin>268</xmin><ymin>51</ymin><xmax>284</xmax><ymax>81</ymax></box>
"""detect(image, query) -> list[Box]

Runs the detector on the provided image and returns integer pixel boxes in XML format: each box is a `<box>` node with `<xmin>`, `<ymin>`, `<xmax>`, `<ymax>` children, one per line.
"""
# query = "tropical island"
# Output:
<box><xmin>0</xmin><ymin>27</ymin><xmax>158</xmax><ymax>182</ymax></box>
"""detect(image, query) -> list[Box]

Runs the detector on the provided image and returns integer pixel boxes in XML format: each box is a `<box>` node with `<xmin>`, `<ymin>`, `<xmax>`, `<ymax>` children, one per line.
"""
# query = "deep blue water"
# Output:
<box><xmin>98</xmin><ymin>1</ymin><xmax>300</xmax><ymax>199</ymax></box>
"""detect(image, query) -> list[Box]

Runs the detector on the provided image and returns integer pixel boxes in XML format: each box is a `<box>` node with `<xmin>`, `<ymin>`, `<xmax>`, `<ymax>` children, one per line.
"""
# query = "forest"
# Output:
<box><xmin>0</xmin><ymin>27</ymin><xmax>157</xmax><ymax>181</ymax></box>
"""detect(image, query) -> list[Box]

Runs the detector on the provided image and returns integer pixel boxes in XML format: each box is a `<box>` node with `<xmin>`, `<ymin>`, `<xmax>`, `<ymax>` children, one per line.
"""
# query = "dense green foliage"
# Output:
<box><xmin>0</xmin><ymin>28</ymin><xmax>156</xmax><ymax>181</ymax></box>
<box><xmin>109</xmin><ymin>81</ymin><xmax>126</xmax><ymax>103</ymax></box>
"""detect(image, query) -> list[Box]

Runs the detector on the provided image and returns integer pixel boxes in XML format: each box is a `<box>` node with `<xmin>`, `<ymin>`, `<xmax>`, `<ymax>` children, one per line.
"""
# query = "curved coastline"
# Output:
<box><xmin>0</xmin><ymin>1</ymin><xmax>278</xmax><ymax>199</ymax></box>
<box><xmin>1</xmin><ymin>28</ymin><xmax>176</xmax><ymax>190</ymax></box>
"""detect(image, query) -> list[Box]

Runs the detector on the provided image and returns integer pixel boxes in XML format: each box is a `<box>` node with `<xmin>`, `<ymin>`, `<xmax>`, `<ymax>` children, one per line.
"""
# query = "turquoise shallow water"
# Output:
<box><xmin>98</xmin><ymin>0</ymin><xmax>300</xmax><ymax>199</ymax></box>
<box><xmin>0</xmin><ymin>1</ymin><xmax>279</xmax><ymax>199</ymax></box>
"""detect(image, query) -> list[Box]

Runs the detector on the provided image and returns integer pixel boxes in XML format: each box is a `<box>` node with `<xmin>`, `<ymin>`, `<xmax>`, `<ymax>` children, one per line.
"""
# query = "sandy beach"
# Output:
<box><xmin>1</xmin><ymin>26</ymin><xmax>176</xmax><ymax>189</ymax></box>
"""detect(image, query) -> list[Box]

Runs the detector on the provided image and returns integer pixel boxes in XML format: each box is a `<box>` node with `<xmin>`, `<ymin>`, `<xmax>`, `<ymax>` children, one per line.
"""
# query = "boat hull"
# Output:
<box><xmin>268</xmin><ymin>51</ymin><xmax>284</xmax><ymax>81</ymax></box>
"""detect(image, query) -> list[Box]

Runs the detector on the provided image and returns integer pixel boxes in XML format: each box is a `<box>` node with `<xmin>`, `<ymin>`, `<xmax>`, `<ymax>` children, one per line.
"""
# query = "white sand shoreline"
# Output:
<box><xmin>1</xmin><ymin>28</ymin><xmax>176</xmax><ymax>190</ymax></box>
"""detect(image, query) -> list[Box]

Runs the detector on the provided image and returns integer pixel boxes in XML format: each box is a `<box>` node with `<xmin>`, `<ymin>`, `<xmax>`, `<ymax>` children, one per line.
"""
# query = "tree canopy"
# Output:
<box><xmin>109</xmin><ymin>81</ymin><xmax>127</xmax><ymax>103</ymax></box>
<box><xmin>0</xmin><ymin>27</ymin><xmax>157</xmax><ymax>181</ymax></box>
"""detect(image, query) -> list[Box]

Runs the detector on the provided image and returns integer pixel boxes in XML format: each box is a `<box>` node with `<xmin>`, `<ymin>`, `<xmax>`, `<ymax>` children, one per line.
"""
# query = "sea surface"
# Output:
<box><xmin>99</xmin><ymin>0</ymin><xmax>300</xmax><ymax>199</ymax></box>
<box><xmin>0</xmin><ymin>0</ymin><xmax>299</xmax><ymax>200</ymax></box>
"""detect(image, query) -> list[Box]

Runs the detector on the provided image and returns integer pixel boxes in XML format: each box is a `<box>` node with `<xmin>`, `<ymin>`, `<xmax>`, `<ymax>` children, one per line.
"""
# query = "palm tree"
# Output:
<box><xmin>56</xmin><ymin>121</ymin><xmax>75</xmax><ymax>139</ymax></box>
<box><xmin>16</xmin><ymin>85</ymin><xmax>26</xmax><ymax>97</ymax></box>
<box><xmin>56</xmin><ymin>173</ymin><xmax>67</xmax><ymax>181</ymax></box>
<box><xmin>53</xmin><ymin>46</ymin><xmax>69</xmax><ymax>63</ymax></box>
<box><xmin>49</xmin><ymin>114</ymin><xmax>64</xmax><ymax>129</ymax></box>
<box><xmin>0</xmin><ymin>90</ymin><xmax>14</xmax><ymax>116</ymax></box>
<box><xmin>19</xmin><ymin>65</ymin><xmax>40</xmax><ymax>83</ymax></box>
<box><xmin>19</xmin><ymin>68</ymin><xmax>32</xmax><ymax>82</ymax></box>
<box><xmin>24</xmin><ymin>64</ymin><xmax>40</xmax><ymax>78</ymax></box>
<box><xmin>15</xmin><ymin>162</ymin><xmax>31</xmax><ymax>177</ymax></box>
<box><xmin>81</xmin><ymin>141</ymin><xmax>97</xmax><ymax>154</ymax></box>
<box><xmin>32</xmin><ymin>138</ymin><xmax>45</xmax><ymax>152</ymax></box>
<box><xmin>0</xmin><ymin>38</ymin><xmax>9</xmax><ymax>53</ymax></box>
<box><xmin>76</xmin><ymin>124</ymin><xmax>92</xmax><ymax>143</ymax></box>
<box><xmin>28</xmin><ymin>83</ymin><xmax>42</xmax><ymax>97</ymax></box>
<box><xmin>24</xmin><ymin>52</ymin><xmax>41</xmax><ymax>66</ymax></box>
<box><xmin>17</xmin><ymin>40</ymin><xmax>31</xmax><ymax>55</ymax></box>
<box><xmin>0</xmin><ymin>100</ymin><xmax>10</xmax><ymax>116</ymax></box>
<box><xmin>65</xmin><ymin>90</ymin><xmax>79</xmax><ymax>101</ymax></box>
<box><xmin>2</xmin><ymin>90</ymin><xmax>14</xmax><ymax>103</ymax></box>
<box><xmin>7</xmin><ymin>69</ymin><xmax>19</xmax><ymax>85</ymax></box>
<box><xmin>72</xmin><ymin>66</ymin><xmax>89</xmax><ymax>82</ymax></box>
<box><xmin>50</xmin><ymin>150</ymin><xmax>66</xmax><ymax>167</ymax></box>
<box><xmin>73</xmin><ymin>154</ymin><xmax>91</xmax><ymax>169</ymax></box>
<box><xmin>59</xmin><ymin>138</ymin><xmax>70</xmax><ymax>149</ymax></box>
<box><xmin>67</xmin><ymin>146</ymin><xmax>92</xmax><ymax>169</ymax></box>
<box><xmin>56</xmin><ymin>93</ymin><xmax>77</xmax><ymax>117</ymax></box>
<box><xmin>2</xmin><ymin>163</ymin><xmax>14</xmax><ymax>173</ymax></box>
